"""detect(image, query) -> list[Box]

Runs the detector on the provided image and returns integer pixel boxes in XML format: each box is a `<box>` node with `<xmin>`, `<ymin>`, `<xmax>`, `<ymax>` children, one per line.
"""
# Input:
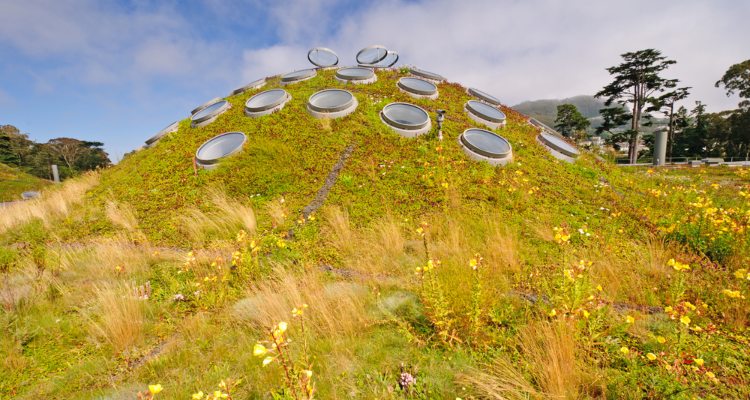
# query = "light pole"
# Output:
<box><xmin>436</xmin><ymin>109</ymin><xmax>446</xmax><ymax>141</ymax></box>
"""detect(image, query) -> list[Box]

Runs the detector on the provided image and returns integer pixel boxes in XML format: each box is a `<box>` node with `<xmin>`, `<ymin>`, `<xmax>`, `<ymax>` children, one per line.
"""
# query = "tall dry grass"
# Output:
<box><xmin>461</xmin><ymin>321</ymin><xmax>580</xmax><ymax>399</ymax></box>
<box><xmin>589</xmin><ymin>238</ymin><xmax>672</xmax><ymax>305</ymax></box>
<box><xmin>521</xmin><ymin>321</ymin><xmax>580</xmax><ymax>398</ymax></box>
<box><xmin>0</xmin><ymin>171</ymin><xmax>99</xmax><ymax>234</ymax></box>
<box><xmin>89</xmin><ymin>283</ymin><xmax>145</xmax><ymax>354</ymax></box>
<box><xmin>323</xmin><ymin>206</ymin><xmax>410</xmax><ymax>275</ymax></box>
<box><xmin>180</xmin><ymin>189</ymin><xmax>256</xmax><ymax>243</ymax></box>
<box><xmin>233</xmin><ymin>270</ymin><xmax>369</xmax><ymax>336</ymax></box>
<box><xmin>105</xmin><ymin>199</ymin><xmax>139</xmax><ymax>233</ymax></box>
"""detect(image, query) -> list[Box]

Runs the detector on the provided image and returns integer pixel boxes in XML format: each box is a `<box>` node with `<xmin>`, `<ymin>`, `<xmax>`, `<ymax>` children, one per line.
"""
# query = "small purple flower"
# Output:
<box><xmin>398</xmin><ymin>372</ymin><xmax>416</xmax><ymax>390</ymax></box>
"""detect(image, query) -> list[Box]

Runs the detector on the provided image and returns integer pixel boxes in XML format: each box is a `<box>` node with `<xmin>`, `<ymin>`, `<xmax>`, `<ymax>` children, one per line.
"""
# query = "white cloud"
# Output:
<box><xmin>242</xmin><ymin>0</ymin><xmax>749</xmax><ymax>112</ymax></box>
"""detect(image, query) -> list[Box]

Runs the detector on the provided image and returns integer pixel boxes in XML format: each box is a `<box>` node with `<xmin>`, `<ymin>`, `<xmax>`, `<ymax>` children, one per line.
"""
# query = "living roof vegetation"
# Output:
<box><xmin>1</xmin><ymin>55</ymin><xmax>749</xmax><ymax>399</ymax></box>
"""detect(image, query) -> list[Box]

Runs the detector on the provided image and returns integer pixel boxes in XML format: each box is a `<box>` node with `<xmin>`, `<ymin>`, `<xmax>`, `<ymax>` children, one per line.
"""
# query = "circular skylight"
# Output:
<box><xmin>380</xmin><ymin>102</ymin><xmax>432</xmax><ymax>137</ymax></box>
<box><xmin>191</xmin><ymin>100</ymin><xmax>231</xmax><ymax>128</ymax></box>
<box><xmin>244</xmin><ymin>89</ymin><xmax>291</xmax><ymax>117</ymax></box>
<box><xmin>356</xmin><ymin>45</ymin><xmax>388</xmax><ymax>65</ymax></box>
<box><xmin>397</xmin><ymin>77</ymin><xmax>438</xmax><ymax>99</ymax></box>
<box><xmin>465</xmin><ymin>100</ymin><xmax>506</xmax><ymax>129</ymax></box>
<box><xmin>459</xmin><ymin>128</ymin><xmax>513</xmax><ymax>165</ymax></box>
<box><xmin>145</xmin><ymin>121</ymin><xmax>179</xmax><ymax>146</ymax></box>
<box><xmin>280</xmin><ymin>68</ymin><xmax>317</xmax><ymax>85</ymax></box>
<box><xmin>307</xmin><ymin>89</ymin><xmax>358</xmax><ymax>119</ymax></box>
<box><xmin>195</xmin><ymin>131</ymin><xmax>246</xmax><ymax>170</ymax></box>
<box><xmin>307</xmin><ymin>47</ymin><xmax>339</xmax><ymax>68</ymax></box>
<box><xmin>467</xmin><ymin>87</ymin><xmax>502</xmax><ymax>106</ymax></box>
<box><xmin>360</xmin><ymin>51</ymin><xmax>399</xmax><ymax>68</ymax></box>
<box><xmin>335</xmin><ymin>67</ymin><xmax>377</xmax><ymax>84</ymax></box>
<box><xmin>191</xmin><ymin>97</ymin><xmax>223</xmax><ymax>115</ymax></box>
<box><xmin>538</xmin><ymin>131</ymin><xmax>580</xmax><ymax>162</ymax></box>
<box><xmin>410</xmin><ymin>67</ymin><xmax>446</xmax><ymax>82</ymax></box>
<box><xmin>231</xmin><ymin>78</ymin><xmax>266</xmax><ymax>96</ymax></box>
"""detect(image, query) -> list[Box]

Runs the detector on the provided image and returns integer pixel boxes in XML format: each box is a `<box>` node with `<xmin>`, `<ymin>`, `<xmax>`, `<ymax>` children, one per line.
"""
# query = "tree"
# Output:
<box><xmin>554</xmin><ymin>104</ymin><xmax>590</xmax><ymax>139</ymax></box>
<box><xmin>715</xmin><ymin>59</ymin><xmax>750</xmax><ymax>109</ymax></box>
<box><xmin>595</xmin><ymin>106</ymin><xmax>631</xmax><ymax>150</ymax></box>
<box><xmin>596</xmin><ymin>49</ymin><xmax>677</xmax><ymax>163</ymax></box>
<box><xmin>647</xmin><ymin>86</ymin><xmax>691</xmax><ymax>160</ymax></box>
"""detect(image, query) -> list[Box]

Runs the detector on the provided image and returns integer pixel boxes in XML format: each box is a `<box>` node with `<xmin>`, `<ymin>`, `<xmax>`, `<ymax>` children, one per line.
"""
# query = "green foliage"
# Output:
<box><xmin>554</xmin><ymin>103</ymin><xmax>591</xmax><ymax>138</ymax></box>
<box><xmin>596</xmin><ymin>49</ymin><xmax>678</xmax><ymax>162</ymax></box>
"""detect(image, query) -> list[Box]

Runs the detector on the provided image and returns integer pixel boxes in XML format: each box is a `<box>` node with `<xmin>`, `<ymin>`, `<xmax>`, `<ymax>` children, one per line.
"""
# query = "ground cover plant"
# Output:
<box><xmin>1</xmin><ymin>68</ymin><xmax>748</xmax><ymax>399</ymax></box>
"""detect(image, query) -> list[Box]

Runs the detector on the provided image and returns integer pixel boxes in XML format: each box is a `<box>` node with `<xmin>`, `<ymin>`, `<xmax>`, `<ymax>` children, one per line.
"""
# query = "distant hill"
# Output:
<box><xmin>512</xmin><ymin>95</ymin><xmax>606</xmax><ymax>129</ymax></box>
<box><xmin>0</xmin><ymin>162</ymin><xmax>51</xmax><ymax>202</ymax></box>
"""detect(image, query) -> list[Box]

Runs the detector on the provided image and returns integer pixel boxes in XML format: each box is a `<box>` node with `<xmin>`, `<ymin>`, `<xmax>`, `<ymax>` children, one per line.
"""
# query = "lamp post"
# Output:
<box><xmin>436</xmin><ymin>109</ymin><xmax>446</xmax><ymax>141</ymax></box>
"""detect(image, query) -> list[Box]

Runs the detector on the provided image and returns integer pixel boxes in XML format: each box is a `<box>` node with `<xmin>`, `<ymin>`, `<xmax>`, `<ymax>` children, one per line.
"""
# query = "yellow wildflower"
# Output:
<box><xmin>625</xmin><ymin>315</ymin><xmax>635</xmax><ymax>324</ymax></box>
<box><xmin>548</xmin><ymin>309</ymin><xmax>557</xmax><ymax>317</ymax></box>
<box><xmin>664</xmin><ymin>306</ymin><xmax>673</xmax><ymax>314</ymax></box>
<box><xmin>706</xmin><ymin>371</ymin><xmax>715</xmax><ymax>379</ymax></box>
<box><xmin>253</xmin><ymin>343</ymin><xmax>267</xmax><ymax>357</ymax></box>
<box><xmin>656</xmin><ymin>336</ymin><xmax>666</xmax><ymax>344</ymax></box>
<box><xmin>582</xmin><ymin>310</ymin><xmax>590</xmax><ymax>319</ymax></box>
<box><xmin>680</xmin><ymin>315</ymin><xmax>691</xmax><ymax>326</ymax></box>
<box><xmin>695</xmin><ymin>358</ymin><xmax>704</xmax><ymax>366</ymax></box>
<box><xmin>192</xmin><ymin>391</ymin><xmax>204</xmax><ymax>400</ymax></box>
<box><xmin>469</xmin><ymin>258</ymin><xmax>478</xmax><ymax>270</ymax></box>
<box><xmin>647</xmin><ymin>353</ymin><xmax>657</xmax><ymax>361</ymax></box>
<box><xmin>148</xmin><ymin>384</ymin><xmax>163</xmax><ymax>395</ymax></box>
<box><xmin>303</xmin><ymin>370</ymin><xmax>313</xmax><ymax>378</ymax></box>
<box><xmin>620</xmin><ymin>346</ymin><xmax>629</xmax><ymax>355</ymax></box>
<box><xmin>277</xmin><ymin>321</ymin><xmax>288</xmax><ymax>333</ymax></box>
<box><xmin>596</xmin><ymin>285</ymin><xmax>603</xmax><ymax>291</ymax></box>
<box><xmin>722</xmin><ymin>289</ymin><xmax>743</xmax><ymax>299</ymax></box>
<box><xmin>213</xmin><ymin>390</ymin><xmax>228</xmax><ymax>399</ymax></box>
<box><xmin>262</xmin><ymin>356</ymin><xmax>274</xmax><ymax>366</ymax></box>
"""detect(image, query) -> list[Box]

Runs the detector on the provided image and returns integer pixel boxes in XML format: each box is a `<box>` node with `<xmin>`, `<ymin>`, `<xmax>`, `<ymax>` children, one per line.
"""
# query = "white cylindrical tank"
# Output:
<box><xmin>653</xmin><ymin>130</ymin><xmax>668</xmax><ymax>166</ymax></box>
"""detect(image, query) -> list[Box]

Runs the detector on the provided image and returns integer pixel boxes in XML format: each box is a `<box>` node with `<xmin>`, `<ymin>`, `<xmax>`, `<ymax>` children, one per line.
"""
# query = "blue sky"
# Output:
<box><xmin>1</xmin><ymin>0</ymin><xmax>748</xmax><ymax>161</ymax></box>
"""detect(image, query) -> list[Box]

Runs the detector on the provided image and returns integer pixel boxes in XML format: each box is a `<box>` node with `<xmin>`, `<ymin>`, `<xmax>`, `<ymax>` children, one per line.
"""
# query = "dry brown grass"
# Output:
<box><xmin>0</xmin><ymin>171</ymin><xmax>99</xmax><ymax>234</ymax></box>
<box><xmin>460</xmin><ymin>321</ymin><xmax>580</xmax><ymax>399</ymax></box>
<box><xmin>180</xmin><ymin>189</ymin><xmax>256</xmax><ymax>243</ymax></box>
<box><xmin>233</xmin><ymin>270</ymin><xmax>369</xmax><ymax>336</ymax></box>
<box><xmin>483</xmin><ymin>221</ymin><xmax>521</xmax><ymax>274</ymax></box>
<box><xmin>589</xmin><ymin>237</ymin><xmax>672</xmax><ymax>305</ymax></box>
<box><xmin>89</xmin><ymin>283</ymin><xmax>145</xmax><ymax>354</ymax></box>
<box><xmin>266</xmin><ymin>197</ymin><xmax>288</xmax><ymax>229</ymax></box>
<box><xmin>322</xmin><ymin>206</ymin><xmax>411</xmax><ymax>275</ymax></box>
<box><xmin>520</xmin><ymin>321</ymin><xmax>580</xmax><ymax>399</ymax></box>
<box><xmin>105</xmin><ymin>199</ymin><xmax>139</xmax><ymax>233</ymax></box>
<box><xmin>459</xmin><ymin>356</ymin><xmax>539</xmax><ymax>400</ymax></box>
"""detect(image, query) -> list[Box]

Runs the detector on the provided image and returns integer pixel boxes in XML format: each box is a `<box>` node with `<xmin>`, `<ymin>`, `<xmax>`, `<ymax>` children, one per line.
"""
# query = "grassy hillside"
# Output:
<box><xmin>0</xmin><ymin>162</ymin><xmax>51</xmax><ymax>202</ymax></box>
<box><xmin>1</xmin><ymin>68</ymin><xmax>749</xmax><ymax>399</ymax></box>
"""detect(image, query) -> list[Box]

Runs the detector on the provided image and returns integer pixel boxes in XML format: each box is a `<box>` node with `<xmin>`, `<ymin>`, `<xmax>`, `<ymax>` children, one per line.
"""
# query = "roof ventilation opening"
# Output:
<box><xmin>537</xmin><ymin>131</ymin><xmax>580</xmax><ymax>163</ymax></box>
<box><xmin>409</xmin><ymin>67</ymin><xmax>446</xmax><ymax>83</ymax></box>
<box><xmin>307</xmin><ymin>47</ymin><xmax>339</xmax><ymax>68</ymax></box>
<box><xmin>191</xmin><ymin>100</ymin><xmax>231</xmax><ymax>128</ymax></box>
<box><xmin>459</xmin><ymin>128</ymin><xmax>513</xmax><ymax>166</ymax></box>
<box><xmin>244</xmin><ymin>89</ymin><xmax>291</xmax><ymax>117</ymax></box>
<box><xmin>467</xmin><ymin>87</ymin><xmax>502</xmax><ymax>106</ymax></box>
<box><xmin>397</xmin><ymin>77</ymin><xmax>438</xmax><ymax>99</ymax></box>
<box><xmin>380</xmin><ymin>102</ymin><xmax>432</xmax><ymax>138</ymax></box>
<box><xmin>335</xmin><ymin>67</ymin><xmax>377</xmax><ymax>84</ymax></box>
<box><xmin>145</xmin><ymin>121</ymin><xmax>179</xmax><ymax>146</ymax></box>
<box><xmin>280</xmin><ymin>68</ymin><xmax>317</xmax><ymax>85</ymax></box>
<box><xmin>307</xmin><ymin>89</ymin><xmax>358</xmax><ymax>119</ymax></box>
<box><xmin>465</xmin><ymin>100</ymin><xmax>507</xmax><ymax>129</ymax></box>
<box><xmin>356</xmin><ymin>45</ymin><xmax>388</xmax><ymax>65</ymax></box>
<box><xmin>191</xmin><ymin>97</ymin><xmax>223</xmax><ymax>115</ymax></box>
<box><xmin>195</xmin><ymin>131</ymin><xmax>247</xmax><ymax>170</ymax></box>
<box><xmin>231</xmin><ymin>78</ymin><xmax>266</xmax><ymax>97</ymax></box>
<box><xmin>360</xmin><ymin>50</ymin><xmax>399</xmax><ymax>68</ymax></box>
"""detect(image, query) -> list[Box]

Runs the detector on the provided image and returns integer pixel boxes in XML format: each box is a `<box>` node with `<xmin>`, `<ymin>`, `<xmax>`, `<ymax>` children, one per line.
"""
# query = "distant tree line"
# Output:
<box><xmin>589</xmin><ymin>50</ymin><xmax>750</xmax><ymax>162</ymax></box>
<box><xmin>0</xmin><ymin>124</ymin><xmax>110</xmax><ymax>180</ymax></box>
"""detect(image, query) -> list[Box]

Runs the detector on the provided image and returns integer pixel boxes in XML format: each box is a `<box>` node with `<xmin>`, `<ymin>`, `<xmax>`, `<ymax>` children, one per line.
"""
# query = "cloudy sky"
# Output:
<box><xmin>1</xmin><ymin>0</ymin><xmax>747</xmax><ymax>160</ymax></box>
